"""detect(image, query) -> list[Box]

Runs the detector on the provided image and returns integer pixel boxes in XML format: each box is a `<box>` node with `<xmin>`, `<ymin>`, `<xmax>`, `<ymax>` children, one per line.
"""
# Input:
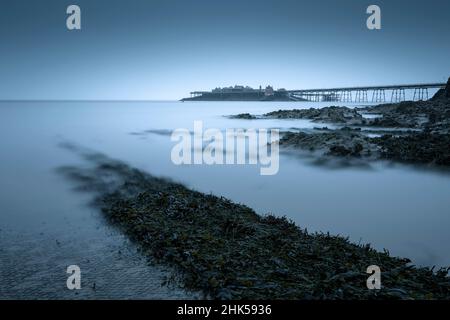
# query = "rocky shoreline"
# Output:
<box><xmin>230</xmin><ymin>78</ymin><xmax>450</xmax><ymax>167</ymax></box>
<box><xmin>58</xmin><ymin>148</ymin><xmax>450</xmax><ymax>300</ymax></box>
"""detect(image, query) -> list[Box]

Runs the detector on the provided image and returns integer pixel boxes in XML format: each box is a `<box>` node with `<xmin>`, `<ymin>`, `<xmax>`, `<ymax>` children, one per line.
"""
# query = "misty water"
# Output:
<box><xmin>1</xmin><ymin>101</ymin><xmax>450</xmax><ymax>299</ymax></box>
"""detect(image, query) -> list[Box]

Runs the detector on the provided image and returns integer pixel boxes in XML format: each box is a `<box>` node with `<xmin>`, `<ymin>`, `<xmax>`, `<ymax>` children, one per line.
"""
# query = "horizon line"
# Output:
<box><xmin>0</xmin><ymin>99</ymin><xmax>182</xmax><ymax>103</ymax></box>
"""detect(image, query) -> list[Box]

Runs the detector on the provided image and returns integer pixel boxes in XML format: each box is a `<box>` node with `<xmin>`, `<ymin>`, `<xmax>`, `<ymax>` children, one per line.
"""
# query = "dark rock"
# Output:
<box><xmin>369</xmin><ymin>116</ymin><xmax>404</xmax><ymax>128</ymax></box>
<box><xmin>327</xmin><ymin>145</ymin><xmax>352</xmax><ymax>157</ymax></box>
<box><xmin>59</xmin><ymin>151</ymin><xmax>450</xmax><ymax>300</ymax></box>
<box><xmin>264</xmin><ymin>106</ymin><xmax>364</xmax><ymax>125</ymax></box>
<box><xmin>371</xmin><ymin>132</ymin><xmax>450</xmax><ymax>165</ymax></box>
<box><xmin>279</xmin><ymin>131</ymin><xmax>378</xmax><ymax>159</ymax></box>
<box><xmin>228</xmin><ymin>113</ymin><xmax>257</xmax><ymax>120</ymax></box>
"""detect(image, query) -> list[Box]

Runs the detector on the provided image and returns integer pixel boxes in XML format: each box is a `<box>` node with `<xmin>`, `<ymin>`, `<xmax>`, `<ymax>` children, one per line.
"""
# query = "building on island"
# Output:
<box><xmin>264</xmin><ymin>85</ymin><xmax>274</xmax><ymax>96</ymax></box>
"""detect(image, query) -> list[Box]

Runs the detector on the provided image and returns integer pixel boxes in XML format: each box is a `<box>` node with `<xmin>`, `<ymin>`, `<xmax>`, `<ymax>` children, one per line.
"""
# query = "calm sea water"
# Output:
<box><xmin>1</xmin><ymin>101</ymin><xmax>450</xmax><ymax>298</ymax></box>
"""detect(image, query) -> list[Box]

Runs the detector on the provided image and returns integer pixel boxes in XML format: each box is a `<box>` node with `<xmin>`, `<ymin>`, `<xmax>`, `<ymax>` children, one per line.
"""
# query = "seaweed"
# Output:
<box><xmin>59</xmin><ymin>154</ymin><xmax>450</xmax><ymax>300</ymax></box>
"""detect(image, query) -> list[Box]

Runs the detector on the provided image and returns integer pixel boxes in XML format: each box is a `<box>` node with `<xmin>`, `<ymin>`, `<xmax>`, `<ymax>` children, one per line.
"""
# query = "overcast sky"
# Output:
<box><xmin>0</xmin><ymin>0</ymin><xmax>449</xmax><ymax>100</ymax></box>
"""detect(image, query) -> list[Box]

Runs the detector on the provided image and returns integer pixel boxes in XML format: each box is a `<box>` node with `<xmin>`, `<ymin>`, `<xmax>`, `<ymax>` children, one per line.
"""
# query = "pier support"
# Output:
<box><xmin>413</xmin><ymin>88</ymin><xmax>429</xmax><ymax>101</ymax></box>
<box><xmin>341</xmin><ymin>90</ymin><xmax>353</xmax><ymax>102</ymax></box>
<box><xmin>391</xmin><ymin>88</ymin><xmax>406</xmax><ymax>102</ymax></box>
<box><xmin>304</xmin><ymin>93</ymin><xmax>315</xmax><ymax>101</ymax></box>
<box><xmin>355</xmin><ymin>90</ymin><xmax>368</xmax><ymax>103</ymax></box>
<box><xmin>330</xmin><ymin>91</ymin><xmax>339</xmax><ymax>102</ymax></box>
<box><xmin>313</xmin><ymin>92</ymin><xmax>321</xmax><ymax>102</ymax></box>
<box><xmin>372</xmin><ymin>89</ymin><xmax>386</xmax><ymax>103</ymax></box>
<box><xmin>323</xmin><ymin>91</ymin><xmax>338</xmax><ymax>102</ymax></box>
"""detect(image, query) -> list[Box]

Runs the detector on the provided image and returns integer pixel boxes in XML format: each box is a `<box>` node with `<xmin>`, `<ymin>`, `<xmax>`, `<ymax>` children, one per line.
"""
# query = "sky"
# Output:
<box><xmin>0</xmin><ymin>0</ymin><xmax>449</xmax><ymax>100</ymax></box>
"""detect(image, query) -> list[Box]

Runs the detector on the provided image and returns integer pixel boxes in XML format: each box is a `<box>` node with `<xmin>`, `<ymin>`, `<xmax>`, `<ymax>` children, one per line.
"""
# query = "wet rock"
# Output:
<box><xmin>340</xmin><ymin>126</ymin><xmax>361</xmax><ymax>131</ymax></box>
<box><xmin>361</xmin><ymin>97</ymin><xmax>450</xmax><ymax>132</ymax></box>
<box><xmin>59</xmin><ymin>153</ymin><xmax>450</xmax><ymax>300</ymax></box>
<box><xmin>369</xmin><ymin>116</ymin><xmax>405</xmax><ymax>128</ymax></box>
<box><xmin>264</xmin><ymin>106</ymin><xmax>364</xmax><ymax>125</ymax></box>
<box><xmin>371</xmin><ymin>133</ymin><xmax>450</xmax><ymax>165</ymax></box>
<box><xmin>279</xmin><ymin>131</ymin><xmax>378</xmax><ymax>158</ymax></box>
<box><xmin>228</xmin><ymin>113</ymin><xmax>257</xmax><ymax>120</ymax></box>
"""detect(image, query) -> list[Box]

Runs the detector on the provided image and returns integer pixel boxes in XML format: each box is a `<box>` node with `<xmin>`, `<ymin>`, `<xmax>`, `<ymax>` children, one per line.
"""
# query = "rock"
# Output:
<box><xmin>59</xmin><ymin>152</ymin><xmax>450</xmax><ymax>300</ymax></box>
<box><xmin>369</xmin><ymin>116</ymin><xmax>404</xmax><ymax>128</ymax></box>
<box><xmin>327</xmin><ymin>145</ymin><xmax>353</xmax><ymax>157</ymax></box>
<box><xmin>228</xmin><ymin>113</ymin><xmax>257</xmax><ymax>119</ymax></box>
<box><xmin>371</xmin><ymin>132</ymin><xmax>450</xmax><ymax>165</ymax></box>
<box><xmin>264</xmin><ymin>106</ymin><xmax>365</xmax><ymax>125</ymax></box>
<box><xmin>279</xmin><ymin>131</ymin><xmax>378</xmax><ymax>159</ymax></box>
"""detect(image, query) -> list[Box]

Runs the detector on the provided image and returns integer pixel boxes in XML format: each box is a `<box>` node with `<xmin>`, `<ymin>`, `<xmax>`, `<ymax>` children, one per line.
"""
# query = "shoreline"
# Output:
<box><xmin>59</xmin><ymin>148</ymin><xmax>450</xmax><ymax>300</ymax></box>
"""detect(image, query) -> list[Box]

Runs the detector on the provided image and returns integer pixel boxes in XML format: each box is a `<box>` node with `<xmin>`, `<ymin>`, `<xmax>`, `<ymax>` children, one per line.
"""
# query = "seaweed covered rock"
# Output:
<box><xmin>279</xmin><ymin>131</ymin><xmax>377</xmax><ymax>158</ymax></box>
<box><xmin>369</xmin><ymin>115</ymin><xmax>409</xmax><ymax>128</ymax></box>
<box><xmin>264</xmin><ymin>106</ymin><xmax>364</xmax><ymax>125</ymax></box>
<box><xmin>59</xmin><ymin>154</ymin><xmax>450</xmax><ymax>300</ymax></box>
<box><xmin>371</xmin><ymin>133</ymin><xmax>450</xmax><ymax>165</ymax></box>
<box><xmin>228</xmin><ymin>113</ymin><xmax>257</xmax><ymax>120</ymax></box>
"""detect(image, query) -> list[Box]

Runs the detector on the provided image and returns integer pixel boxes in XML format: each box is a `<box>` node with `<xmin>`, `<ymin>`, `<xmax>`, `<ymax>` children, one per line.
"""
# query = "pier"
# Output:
<box><xmin>286</xmin><ymin>82</ymin><xmax>446</xmax><ymax>102</ymax></box>
<box><xmin>189</xmin><ymin>82</ymin><xmax>446</xmax><ymax>102</ymax></box>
